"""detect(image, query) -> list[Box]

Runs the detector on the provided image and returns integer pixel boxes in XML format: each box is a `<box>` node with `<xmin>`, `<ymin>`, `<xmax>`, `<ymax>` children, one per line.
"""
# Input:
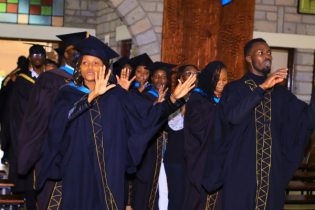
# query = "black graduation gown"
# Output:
<box><xmin>133</xmin><ymin>89</ymin><xmax>165</xmax><ymax>210</ymax></box>
<box><xmin>37</xmin><ymin>85</ymin><xmax>181</xmax><ymax>210</ymax></box>
<box><xmin>17</xmin><ymin>68</ymin><xmax>72</xmax><ymax>210</ymax></box>
<box><xmin>0</xmin><ymin>77</ymin><xmax>16</xmax><ymax>161</ymax></box>
<box><xmin>7</xmin><ymin>71</ymin><xmax>36</xmax><ymax>192</ymax></box>
<box><xmin>164</xmin><ymin>114</ymin><xmax>186</xmax><ymax>210</ymax></box>
<box><xmin>202</xmin><ymin>72</ymin><xmax>315</xmax><ymax>210</ymax></box>
<box><xmin>183</xmin><ymin>91</ymin><xmax>220</xmax><ymax>210</ymax></box>
<box><xmin>0</xmin><ymin>68</ymin><xmax>24</xmax><ymax>163</ymax></box>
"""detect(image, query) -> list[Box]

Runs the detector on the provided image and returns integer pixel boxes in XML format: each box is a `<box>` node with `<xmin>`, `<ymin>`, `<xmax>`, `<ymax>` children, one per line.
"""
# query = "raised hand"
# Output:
<box><xmin>170</xmin><ymin>74</ymin><xmax>196</xmax><ymax>103</ymax></box>
<box><xmin>259</xmin><ymin>68</ymin><xmax>288</xmax><ymax>90</ymax></box>
<box><xmin>88</xmin><ymin>66</ymin><xmax>116</xmax><ymax>103</ymax></box>
<box><xmin>116</xmin><ymin>67</ymin><xmax>136</xmax><ymax>90</ymax></box>
<box><xmin>139</xmin><ymin>81</ymin><xmax>149</xmax><ymax>92</ymax></box>
<box><xmin>157</xmin><ymin>86</ymin><xmax>168</xmax><ymax>103</ymax></box>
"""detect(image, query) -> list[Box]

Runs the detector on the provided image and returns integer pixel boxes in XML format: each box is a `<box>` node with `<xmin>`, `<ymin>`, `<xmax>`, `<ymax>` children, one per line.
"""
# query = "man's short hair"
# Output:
<box><xmin>244</xmin><ymin>38</ymin><xmax>267</xmax><ymax>56</ymax></box>
<box><xmin>29</xmin><ymin>44</ymin><xmax>46</xmax><ymax>56</ymax></box>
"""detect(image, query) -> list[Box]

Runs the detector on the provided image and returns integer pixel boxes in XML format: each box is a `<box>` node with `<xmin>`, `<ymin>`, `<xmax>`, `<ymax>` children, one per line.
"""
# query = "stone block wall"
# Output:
<box><xmin>255</xmin><ymin>0</ymin><xmax>315</xmax><ymax>102</ymax></box>
<box><xmin>64</xmin><ymin>0</ymin><xmax>99</xmax><ymax>29</ymax></box>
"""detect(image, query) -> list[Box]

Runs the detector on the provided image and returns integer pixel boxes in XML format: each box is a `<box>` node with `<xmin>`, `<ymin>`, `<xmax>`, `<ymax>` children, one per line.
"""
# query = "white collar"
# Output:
<box><xmin>29</xmin><ymin>68</ymin><xmax>40</xmax><ymax>78</ymax></box>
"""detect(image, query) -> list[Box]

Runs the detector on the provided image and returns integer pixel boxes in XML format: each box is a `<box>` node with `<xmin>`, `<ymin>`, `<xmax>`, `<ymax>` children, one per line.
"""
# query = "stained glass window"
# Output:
<box><xmin>0</xmin><ymin>0</ymin><xmax>63</xmax><ymax>26</ymax></box>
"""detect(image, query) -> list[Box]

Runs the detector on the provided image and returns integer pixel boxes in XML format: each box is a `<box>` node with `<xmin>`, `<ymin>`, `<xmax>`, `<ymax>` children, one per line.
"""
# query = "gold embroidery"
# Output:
<box><xmin>148</xmin><ymin>131</ymin><xmax>166</xmax><ymax>210</ymax></box>
<box><xmin>245</xmin><ymin>80</ymin><xmax>272</xmax><ymax>210</ymax></box>
<box><xmin>47</xmin><ymin>182</ymin><xmax>62</xmax><ymax>210</ymax></box>
<box><xmin>89</xmin><ymin>100</ymin><xmax>118</xmax><ymax>210</ymax></box>
<box><xmin>205</xmin><ymin>192</ymin><xmax>219</xmax><ymax>210</ymax></box>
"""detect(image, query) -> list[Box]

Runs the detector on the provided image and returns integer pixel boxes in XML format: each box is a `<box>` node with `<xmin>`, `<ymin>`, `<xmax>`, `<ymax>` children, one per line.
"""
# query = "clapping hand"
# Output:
<box><xmin>88</xmin><ymin>66</ymin><xmax>116</xmax><ymax>103</ymax></box>
<box><xmin>259</xmin><ymin>68</ymin><xmax>288</xmax><ymax>90</ymax></box>
<box><xmin>156</xmin><ymin>86</ymin><xmax>168</xmax><ymax>103</ymax></box>
<box><xmin>170</xmin><ymin>74</ymin><xmax>196</xmax><ymax>103</ymax></box>
<box><xmin>116</xmin><ymin>67</ymin><xmax>136</xmax><ymax>90</ymax></box>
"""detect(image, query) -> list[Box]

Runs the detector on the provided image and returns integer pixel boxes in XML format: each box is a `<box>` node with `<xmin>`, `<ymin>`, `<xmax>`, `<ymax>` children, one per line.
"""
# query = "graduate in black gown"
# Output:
<box><xmin>202</xmin><ymin>38</ymin><xmax>315</xmax><ymax>210</ymax></box>
<box><xmin>165</xmin><ymin>64</ymin><xmax>199</xmax><ymax>210</ymax></box>
<box><xmin>7</xmin><ymin>45</ymin><xmax>46</xmax><ymax>210</ymax></box>
<box><xmin>0</xmin><ymin>56</ymin><xmax>29</xmax><ymax>165</ymax></box>
<box><xmin>133</xmin><ymin>61</ymin><xmax>176</xmax><ymax>210</ymax></box>
<box><xmin>183</xmin><ymin>61</ymin><xmax>227</xmax><ymax>210</ymax></box>
<box><xmin>128</xmin><ymin>53</ymin><xmax>153</xmax><ymax>94</ymax></box>
<box><xmin>36</xmin><ymin>36</ymin><xmax>196</xmax><ymax>210</ymax></box>
<box><xmin>17</xmin><ymin>32</ymin><xmax>89</xmax><ymax>210</ymax></box>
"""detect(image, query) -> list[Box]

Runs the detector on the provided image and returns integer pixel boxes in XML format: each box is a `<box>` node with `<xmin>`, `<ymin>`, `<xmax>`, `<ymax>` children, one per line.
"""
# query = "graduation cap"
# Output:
<box><xmin>129</xmin><ymin>53</ymin><xmax>153</xmax><ymax>70</ymax></box>
<box><xmin>112</xmin><ymin>57</ymin><xmax>130</xmax><ymax>76</ymax></box>
<box><xmin>54</xmin><ymin>47</ymin><xmax>65</xmax><ymax>57</ymax></box>
<box><xmin>149</xmin><ymin>61</ymin><xmax>177</xmax><ymax>76</ymax></box>
<box><xmin>56</xmin><ymin>31</ymin><xmax>89</xmax><ymax>46</ymax></box>
<box><xmin>76</xmin><ymin>36</ymin><xmax>119</xmax><ymax>63</ymax></box>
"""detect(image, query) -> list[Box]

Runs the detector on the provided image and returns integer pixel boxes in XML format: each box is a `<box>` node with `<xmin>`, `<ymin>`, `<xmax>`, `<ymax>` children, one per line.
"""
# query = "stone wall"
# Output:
<box><xmin>63</xmin><ymin>0</ymin><xmax>315</xmax><ymax>102</ymax></box>
<box><xmin>255</xmin><ymin>0</ymin><xmax>315</xmax><ymax>102</ymax></box>
<box><xmin>64</xmin><ymin>0</ymin><xmax>99</xmax><ymax>29</ymax></box>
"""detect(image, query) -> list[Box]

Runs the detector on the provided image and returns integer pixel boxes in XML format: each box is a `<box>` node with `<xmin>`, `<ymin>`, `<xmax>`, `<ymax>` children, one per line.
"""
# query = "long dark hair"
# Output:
<box><xmin>73</xmin><ymin>56</ymin><xmax>84</xmax><ymax>86</ymax></box>
<box><xmin>198</xmin><ymin>61</ymin><xmax>226</xmax><ymax>98</ymax></box>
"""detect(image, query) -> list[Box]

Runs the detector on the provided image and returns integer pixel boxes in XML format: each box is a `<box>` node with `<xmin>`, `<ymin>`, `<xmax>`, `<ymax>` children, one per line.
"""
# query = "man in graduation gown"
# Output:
<box><xmin>36</xmin><ymin>36</ymin><xmax>196</xmax><ymax>210</ymax></box>
<box><xmin>202</xmin><ymin>38</ymin><xmax>315</xmax><ymax>210</ymax></box>
<box><xmin>7</xmin><ymin>44</ymin><xmax>46</xmax><ymax>210</ymax></box>
<box><xmin>0</xmin><ymin>56</ymin><xmax>29</xmax><ymax>165</ymax></box>
<box><xmin>16</xmin><ymin>32</ymin><xmax>89</xmax><ymax>210</ymax></box>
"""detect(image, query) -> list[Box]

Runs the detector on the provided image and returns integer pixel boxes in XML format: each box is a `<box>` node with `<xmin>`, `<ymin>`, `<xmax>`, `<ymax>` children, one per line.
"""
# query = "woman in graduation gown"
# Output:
<box><xmin>132</xmin><ymin>62</ymin><xmax>176</xmax><ymax>210</ymax></box>
<box><xmin>37</xmin><ymin>36</ymin><xmax>196</xmax><ymax>210</ymax></box>
<box><xmin>183</xmin><ymin>61</ymin><xmax>228</xmax><ymax>210</ymax></box>
<box><xmin>165</xmin><ymin>64</ymin><xmax>199</xmax><ymax>210</ymax></box>
<box><xmin>128</xmin><ymin>53</ymin><xmax>153</xmax><ymax>95</ymax></box>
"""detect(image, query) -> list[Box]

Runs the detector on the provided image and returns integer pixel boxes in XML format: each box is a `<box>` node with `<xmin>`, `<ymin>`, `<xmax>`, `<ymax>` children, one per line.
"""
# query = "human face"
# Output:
<box><xmin>152</xmin><ymin>69</ymin><xmax>168</xmax><ymax>90</ymax></box>
<box><xmin>246</xmin><ymin>42</ymin><xmax>272</xmax><ymax>76</ymax></box>
<box><xmin>214</xmin><ymin>68</ymin><xmax>228</xmax><ymax>96</ymax></box>
<box><xmin>180</xmin><ymin>66</ymin><xmax>199</xmax><ymax>82</ymax></box>
<box><xmin>64</xmin><ymin>45</ymin><xmax>79</xmax><ymax>67</ymax></box>
<box><xmin>45</xmin><ymin>63</ymin><xmax>57</xmax><ymax>71</ymax></box>
<box><xmin>29</xmin><ymin>53</ymin><xmax>45</xmax><ymax>68</ymax></box>
<box><xmin>80</xmin><ymin>55</ymin><xmax>104</xmax><ymax>83</ymax></box>
<box><xmin>135</xmin><ymin>66</ymin><xmax>150</xmax><ymax>84</ymax></box>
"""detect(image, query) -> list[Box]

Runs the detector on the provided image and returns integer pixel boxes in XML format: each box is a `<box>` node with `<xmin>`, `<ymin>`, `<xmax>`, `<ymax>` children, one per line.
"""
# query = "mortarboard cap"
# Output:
<box><xmin>129</xmin><ymin>53</ymin><xmax>153</xmax><ymax>70</ymax></box>
<box><xmin>54</xmin><ymin>47</ymin><xmax>65</xmax><ymax>57</ymax></box>
<box><xmin>76</xmin><ymin>36</ymin><xmax>119</xmax><ymax>64</ymax></box>
<box><xmin>29</xmin><ymin>44</ymin><xmax>46</xmax><ymax>56</ymax></box>
<box><xmin>56</xmin><ymin>31</ymin><xmax>90</xmax><ymax>46</ymax></box>
<box><xmin>112</xmin><ymin>57</ymin><xmax>130</xmax><ymax>76</ymax></box>
<box><xmin>149</xmin><ymin>61</ymin><xmax>176</xmax><ymax>76</ymax></box>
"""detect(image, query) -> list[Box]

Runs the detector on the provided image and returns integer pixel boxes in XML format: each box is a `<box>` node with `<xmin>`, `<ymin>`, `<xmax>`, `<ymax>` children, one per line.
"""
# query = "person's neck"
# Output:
<box><xmin>85</xmin><ymin>81</ymin><xmax>95</xmax><ymax>91</ymax></box>
<box><xmin>214</xmin><ymin>91</ymin><xmax>221</xmax><ymax>98</ymax></box>
<box><xmin>248</xmin><ymin>70</ymin><xmax>266</xmax><ymax>85</ymax></box>
<box><xmin>32</xmin><ymin>66</ymin><xmax>45</xmax><ymax>74</ymax></box>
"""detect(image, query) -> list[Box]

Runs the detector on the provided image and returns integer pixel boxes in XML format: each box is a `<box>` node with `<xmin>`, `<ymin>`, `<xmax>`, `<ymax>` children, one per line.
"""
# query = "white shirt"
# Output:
<box><xmin>168</xmin><ymin>109</ymin><xmax>184</xmax><ymax>131</ymax></box>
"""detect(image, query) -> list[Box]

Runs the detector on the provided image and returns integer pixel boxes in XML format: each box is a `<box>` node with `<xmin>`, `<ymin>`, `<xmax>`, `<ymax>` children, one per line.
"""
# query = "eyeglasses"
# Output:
<box><xmin>30</xmin><ymin>53</ymin><xmax>45</xmax><ymax>58</ymax></box>
<box><xmin>183</xmin><ymin>71</ymin><xmax>199</xmax><ymax>76</ymax></box>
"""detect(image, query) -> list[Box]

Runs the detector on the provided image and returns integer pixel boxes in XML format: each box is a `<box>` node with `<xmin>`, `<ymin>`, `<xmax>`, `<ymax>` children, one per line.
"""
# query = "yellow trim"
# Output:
<box><xmin>205</xmin><ymin>192</ymin><xmax>219</xmax><ymax>210</ymax></box>
<box><xmin>47</xmin><ymin>182</ymin><xmax>62</xmax><ymax>210</ymax></box>
<box><xmin>245</xmin><ymin>80</ymin><xmax>272</xmax><ymax>210</ymax></box>
<box><xmin>148</xmin><ymin>131</ymin><xmax>165</xmax><ymax>210</ymax></box>
<box><xmin>89</xmin><ymin>101</ymin><xmax>118</xmax><ymax>210</ymax></box>
<box><xmin>19</xmin><ymin>73</ymin><xmax>35</xmax><ymax>84</ymax></box>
